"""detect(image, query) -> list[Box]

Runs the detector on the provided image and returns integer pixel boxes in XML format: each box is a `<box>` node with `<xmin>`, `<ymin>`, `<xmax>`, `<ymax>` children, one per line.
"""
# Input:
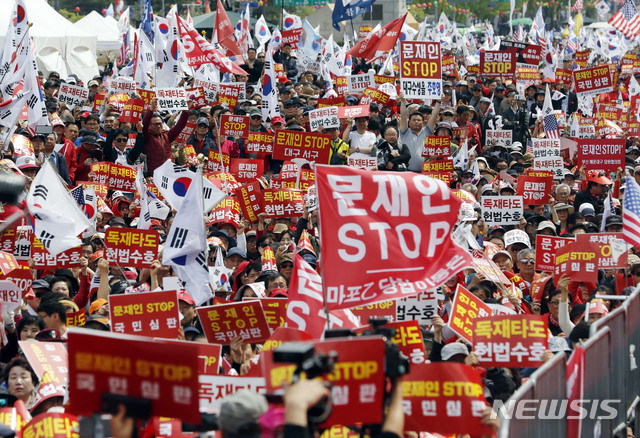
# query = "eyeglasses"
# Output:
<box><xmin>114</xmin><ymin>138</ymin><xmax>128</xmax><ymax>143</ymax></box>
<box><xmin>518</xmin><ymin>258</ymin><xmax>535</xmax><ymax>265</ymax></box>
<box><xmin>549</xmin><ymin>300</ymin><xmax>561</xmax><ymax>306</ymax></box>
<box><xmin>150</xmin><ymin>122</ymin><xmax>163</xmax><ymax>126</ymax></box>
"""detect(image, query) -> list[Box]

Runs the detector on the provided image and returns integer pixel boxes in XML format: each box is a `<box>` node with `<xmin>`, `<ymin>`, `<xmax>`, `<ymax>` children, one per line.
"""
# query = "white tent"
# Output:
<box><xmin>0</xmin><ymin>0</ymin><xmax>99</xmax><ymax>84</ymax></box>
<box><xmin>75</xmin><ymin>11</ymin><xmax>120</xmax><ymax>58</ymax></box>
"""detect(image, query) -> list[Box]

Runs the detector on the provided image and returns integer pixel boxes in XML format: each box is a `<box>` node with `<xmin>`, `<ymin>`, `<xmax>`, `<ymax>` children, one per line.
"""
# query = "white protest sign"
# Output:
<box><xmin>199</xmin><ymin>375</ymin><xmax>266</xmax><ymax>411</ymax></box>
<box><xmin>481</xmin><ymin>196</ymin><xmax>524</xmax><ymax>225</ymax></box>
<box><xmin>156</xmin><ymin>88</ymin><xmax>189</xmax><ymax>112</ymax></box>
<box><xmin>108</xmin><ymin>77</ymin><xmax>137</xmax><ymax>94</ymax></box>
<box><xmin>531</xmin><ymin>138</ymin><xmax>563</xmax><ymax>178</ymax></box>
<box><xmin>193</xmin><ymin>79</ymin><xmax>218</xmax><ymax>102</ymax></box>
<box><xmin>485</xmin><ymin>129</ymin><xmax>513</xmax><ymax>146</ymax></box>
<box><xmin>396</xmin><ymin>289</ymin><xmax>439</xmax><ymax>325</ymax></box>
<box><xmin>309</xmin><ymin>106</ymin><xmax>339</xmax><ymax>132</ymax></box>
<box><xmin>0</xmin><ymin>280</ymin><xmax>22</xmax><ymax>313</ymax></box>
<box><xmin>58</xmin><ymin>83</ymin><xmax>89</xmax><ymax>109</ymax></box>
<box><xmin>347</xmin><ymin>156</ymin><xmax>377</xmax><ymax>169</ymax></box>
<box><xmin>347</xmin><ymin>72</ymin><xmax>374</xmax><ymax>94</ymax></box>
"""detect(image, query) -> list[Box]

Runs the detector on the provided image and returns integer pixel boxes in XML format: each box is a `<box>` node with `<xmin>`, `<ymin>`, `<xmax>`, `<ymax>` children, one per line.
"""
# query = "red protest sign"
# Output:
<box><xmin>206</xmin><ymin>196</ymin><xmax>241</xmax><ymax>226</ymax></box>
<box><xmin>360</xmin><ymin>87</ymin><xmax>391</xmax><ymax>109</ymax></box>
<box><xmin>576</xmin><ymin>232</ymin><xmax>628</xmax><ymax>269</ymax></box>
<box><xmin>556</xmin><ymin>68</ymin><xmax>573</xmax><ymax>84</ymax></box>
<box><xmin>31</xmin><ymin>239</ymin><xmax>82</xmax><ymax>268</ymax></box>
<box><xmin>20</xmin><ymin>341</ymin><xmax>68</xmax><ymax>389</ymax></box>
<box><xmin>158</xmin><ymin>339</ymin><xmax>223</xmax><ymax>377</ymax></box>
<box><xmin>357</xmin><ymin>320</ymin><xmax>427</xmax><ymax>364</ymax></box>
<box><xmin>245</xmin><ymin>132</ymin><xmax>274</xmax><ymax>157</ymax></box>
<box><xmin>402</xmin><ymin>362</ymin><xmax>494</xmax><ymax>435</ymax></box>
<box><xmin>500</xmin><ymin>41</ymin><xmax>543</xmax><ymax>65</ymax></box>
<box><xmin>399</xmin><ymin>41</ymin><xmax>442</xmax><ymax>99</ymax></box>
<box><xmin>104</xmin><ymin>228</ymin><xmax>159</xmax><ymax>268</ymax></box>
<box><xmin>422</xmin><ymin>157</ymin><xmax>454</xmax><ymax>173</ymax></box>
<box><xmin>531</xmin><ymin>276</ymin><xmax>553</xmax><ymax>303</ymax></box>
<box><xmin>423</xmin><ymin>136</ymin><xmax>451</xmax><ymax>157</ymax></box>
<box><xmin>66</xmin><ymin>309</ymin><xmax>87</xmax><ymax>327</ymax></box>
<box><xmin>217</xmin><ymin>83</ymin><xmax>244</xmax><ymax>108</ymax></box>
<box><xmin>197</xmin><ymin>300</ymin><xmax>271</xmax><ymax>344</ymax></box>
<box><xmin>316</xmin><ymin>166</ymin><xmax>472</xmax><ymax>310</ymax></box>
<box><xmin>573</xmin><ymin>65</ymin><xmax>613</xmax><ymax>96</ymax></box>
<box><xmin>219</xmin><ymin>114</ymin><xmax>250</xmax><ymax>138</ymax></box>
<box><xmin>252</xmin><ymin>297</ymin><xmax>287</xmax><ymax>332</ymax></box>
<box><xmin>472</xmin><ymin>258</ymin><xmax>511</xmax><ymax>284</ymax></box>
<box><xmin>262</xmin><ymin>188</ymin><xmax>305</xmax><ymax>218</ymax></box>
<box><xmin>235</xmin><ymin>181</ymin><xmax>264</xmax><ymax>223</ymax></box>
<box><xmin>350</xmin><ymin>300</ymin><xmax>396</xmax><ymax>324</ymax></box>
<box><xmin>596</xmin><ymin>103</ymin><xmax>622</xmax><ymax>122</ymax></box>
<box><xmin>317</xmin><ymin>96</ymin><xmax>346</xmax><ymax>108</ymax></box>
<box><xmin>473</xmin><ymin>315</ymin><xmax>549</xmax><ymax>367</ymax></box>
<box><xmin>175</xmin><ymin>121</ymin><xmax>197</xmax><ymax>144</ymax></box>
<box><xmin>576</xmin><ymin>139</ymin><xmax>626</xmax><ymax>171</ymax></box>
<box><xmin>137</xmin><ymin>89</ymin><xmax>155</xmax><ymax>110</ymax></box>
<box><xmin>93</xmin><ymin>92</ymin><xmax>106</xmax><ymax>112</ymax></box>
<box><xmin>554</xmin><ymin>241</ymin><xmax>600</xmax><ymax>283</ymax></box>
<box><xmin>206</xmin><ymin>149</ymin><xmax>231</xmax><ymax>172</ymax></box>
<box><xmin>0</xmin><ymin>251</ymin><xmax>18</xmax><ymax>276</ymax></box>
<box><xmin>229</xmin><ymin>158</ymin><xmax>264</xmax><ymax>182</ymax></box>
<box><xmin>480</xmin><ymin>50</ymin><xmax>516</xmax><ymax>77</ymax></box>
<box><xmin>441</xmin><ymin>55</ymin><xmax>457</xmax><ymax>75</ymax></box>
<box><xmin>118</xmin><ymin>98</ymin><xmax>145</xmax><ymax>124</ymax></box>
<box><xmin>22</xmin><ymin>413</ymin><xmax>79</xmax><ymax>438</ymax></box>
<box><xmin>90</xmin><ymin>161</ymin><xmax>137</xmax><ymax>191</ymax></box>
<box><xmin>516</xmin><ymin>174</ymin><xmax>553</xmax><ymax>205</ymax></box>
<box><xmin>0</xmin><ymin>280</ymin><xmax>20</xmax><ymax>313</ymax></box>
<box><xmin>337</xmin><ymin>105</ymin><xmax>370</xmax><ymax>119</ymax></box>
<box><xmin>281</xmin><ymin>28</ymin><xmax>303</xmax><ymax>48</ymax></box>
<box><xmin>273</xmin><ymin>130</ymin><xmax>332</xmax><ymax>163</ymax></box>
<box><xmin>185</xmin><ymin>87</ymin><xmax>207</xmax><ymax>109</ymax></box>
<box><xmin>78</xmin><ymin>181</ymin><xmax>108</xmax><ymax>199</ymax></box>
<box><xmin>0</xmin><ymin>268</ymin><xmax>32</xmax><ymax>299</ymax></box>
<box><xmin>334</xmin><ymin>76</ymin><xmax>348</xmax><ymax>95</ymax></box>
<box><xmin>535</xmin><ymin>235</ymin><xmax>574</xmax><ymax>272</ymax></box>
<box><xmin>67</xmin><ymin>328</ymin><xmax>200</xmax><ymax>424</ymax></box>
<box><xmin>109</xmin><ymin>290</ymin><xmax>180</xmax><ymax>339</ymax></box>
<box><xmin>448</xmin><ymin>284</ymin><xmax>492</xmax><ymax>343</ymax></box>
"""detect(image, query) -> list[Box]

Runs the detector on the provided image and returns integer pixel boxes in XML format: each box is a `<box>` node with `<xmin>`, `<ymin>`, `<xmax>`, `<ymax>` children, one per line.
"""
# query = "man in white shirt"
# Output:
<box><xmin>398</xmin><ymin>93</ymin><xmax>440</xmax><ymax>172</ymax></box>
<box><xmin>342</xmin><ymin>116</ymin><xmax>377</xmax><ymax>160</ymax></box>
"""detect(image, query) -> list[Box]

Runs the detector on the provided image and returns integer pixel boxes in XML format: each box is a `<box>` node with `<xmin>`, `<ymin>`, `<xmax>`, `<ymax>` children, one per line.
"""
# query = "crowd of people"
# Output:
<box><xmin>0</xmin><ymin>5</ymin><xmax>638</xmax><ymax>437</ymax></box>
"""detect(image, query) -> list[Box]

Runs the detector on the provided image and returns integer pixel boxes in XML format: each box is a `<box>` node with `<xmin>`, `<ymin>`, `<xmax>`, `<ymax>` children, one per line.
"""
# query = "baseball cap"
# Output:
<box><xmin>16</xmin><ymin>155</ymin><xmax>39</xmax><ymax>170</ymax></box>
<box><xmin>579</xmin><ymin>203</ymin><xmax>596</xmax><ymax>217</ymax></box>
<box><xmin>472</xmin><ymin>84</ymin><xmax>483</xmax><ymax>91</ymax></box>
<box><xmin>271</xmin><ymin>115</ymin><xmax>284</xmax><ymax>125</ymax></box>
<box><xmin>82</xmin><ymin>133</ymin><xmax>101</xmax><ymax>146</ymax></box>
<box><xmin>605</xmin><ymin>215</ymin><xmax>623</xmax><ymax>227</ymax></box>
<box><xmin>226</xmin><ymin>247</ymin><xmax>247</xmax><ymax>260</ymax></box>
<box><xmin>492</xmin><ymin>250</ymin><xmax>512</xmax><ymax>261</ymax></box>
<box><xmin>250</xmin><ymin>108</ymin><xmax>262</xmax><ymax>117</ymax></box>
<box><xmin>537</xmin><ymin>220</ymin><xmax>557</xmax><ymax>235</ymax></box>
<box><xmin>89</xmin><ymin>298</ymin><xmax>107</xmax><ymax>315</ymax></box>
<box><xmin>88</xmin><ymin>80</ymin><xmax>100</xmax><ymax>87</ymax></box>
<box><xmin>441</xmin><ymin>343</ymin><xmax>469</xmax><ymax>360</ymax></box>
<box><xmin>218</xmin><ymin>390</ymin><xmax>268</xmax><ymax>436</ymax></box>
<box><xmin>197</xmin><ymin>117</ymin><xmax>209</xmax><ymax>126</ymax></box>
<box><xmin>178</xmin><ymin>291</ymin><xmax>195</xmax><ymax>305</ymax></box>
<box><xmin>479</xmin><ymin>96</ymin><xmax>492</xmax><ymax>104</ymax></box>
<box><xmin>346</xmin><ymin>95</ymin><xmax>359</xmax><ymax>104</ymax></box>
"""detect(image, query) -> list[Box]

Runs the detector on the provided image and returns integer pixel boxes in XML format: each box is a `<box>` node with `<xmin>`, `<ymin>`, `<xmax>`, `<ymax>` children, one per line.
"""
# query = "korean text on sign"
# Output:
<box><xmin>109</xmin><ymin>290</ymin><xmax>181</xmax><ymax>339</ymax></box>
<box><xmin>396</xmin><ymin>289</ymin><xmax>438</xmax><ymax>325</ymax></box>
<box><xmin>480</xmin><ymin>51</ymin><xmax>516</xmax><ymax>77</ymax></box>
<box><xmin>262</xmin><ymin>188</ymin><xmax>305</xmax><ymax>218</ymax></box>
<box><xmin>481</xmin><ymin>195</ymin><xmax>523</xmax><ymax>226</ymax></box>
<box><xmin>273</xmin><ymin>130</ymin><xmax>332</xmax><ymax>164</ymax></box>
<box><xmin>309</xmin><ymin>106</ymin><xmax>339</xmax><ymax>132</ymax></box>
<box><xmin>197</xmin><ymin>300</ymin><xmax>271</xmax><ymax>344</ymax></box>
<box><xmin>400</xmin><ymin>41</ymin><xmax>442</xmax><ymax>99</ymax></box>
<box><xmin>447</xmin><ymin>284</ymin><xmax>492</xmax><ymax>343</ymax></box>
<box><xmin>58</xmin><ymin>83</ymin><xmax>89</xmax><ymax>109</ymax></box>
<box><xmin>104</xmin><ymin>228</ymin><xmax>159</xmax><ymax>268</ymax></box>
<box><xmin>155</xmin><ymin>88</ymin><xmax>189</xmax><ymax>111</ymax></box>
<box><xmin>473</xmin><ymin>315</ymin><xmax>549</xmax><ymax>367</ymax></box>
<box><xmin>572</xmin><ymin>65</ymin><xmax>614</xmax><ymax>96</ymax></box>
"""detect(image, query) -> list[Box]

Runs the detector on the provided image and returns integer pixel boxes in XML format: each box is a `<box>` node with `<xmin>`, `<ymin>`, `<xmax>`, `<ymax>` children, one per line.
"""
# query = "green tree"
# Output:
<box><xmin>59</xmin><ymin>8</ymin><xmax>85</xmax><ymax>22</ymax></box>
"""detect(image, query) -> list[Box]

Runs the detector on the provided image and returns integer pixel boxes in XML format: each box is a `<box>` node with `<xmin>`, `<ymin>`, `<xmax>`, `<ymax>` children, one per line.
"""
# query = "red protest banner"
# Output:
<box><xmin>175</xmin><ymin>121</ymin><xmax>196</xmax><ymax>144</ymax></box>
<box><xmin>316</xmin><ymin>166</ymin><xmax>472</xmax><ymax>310</ymax></box>
<box><xmin>262</xmin><ymin>188</ymin><xmax>305</xmax><ymax>218</ymax></box>
<box><xmin>0</xmin><ymin>251</ymin><xmax>18</xmax><ymax>276</ymax></box>
<box><xmin>219</xmin><ymin>114</ymin><xmax>250</xmax><ymax>138</ymax></box>
<box><xmin>374</xmin><ymin>74</ymin><xmax>396</xmax><ymax>86</ymax></box>
<box><xmin>573</xmin><ymin>65</ymin><xmax>613</xmax><ymax>96</ymax></box>
<box><xmin>554</xmin><ymin>241</ymin><xmax>600</xmax><ymax>283</ymax></box>
<box><xmin>230</xmin><ymin>158</ymin><xmax>264</xmax><ymax>182</ymax></box>
<box><xmin>206</xmin><ymin>196</ymin><xmax>241</xmax><ymax>227</ymax></box>
<box><xmin>217</xmin><ymin>83</ymin><xmax>244</xmax><ymax>108</ymax></box>
<box><xmin>245</xmin><ymin>132</ymin><xmax>274</xmax><ymax>158</ymax></box>
<box><xmin>448</xmin><ymin>284</ymin><xmax>492</xmax><ymax>343</ymax></box>
<box><xmin>104</xmin><ymin>228</ymin><xmax>159</xmax><ymax>268</ymax></box>
<box><xmin>576</xmin><ymin>139</ymin><xmax>626</xmax><ymax>171</ymax></box>
<box><xmin>480</xmin><ymin>50</ymin><xmax>516</xmax><ymax>77</ymax></box>
<box><xmin>158</xmin><ymin>339</ymin><xmax>223</xmax><ymax>377</ymax></box>
<box><xmin>31</xmin><ymin>239</ymin><xmax>82</xmax><ymax>268</ymax></box>
<box><xmin>90</xmin><ymin>161</ymin><xmax>137</xmax><ymax>191</ymax></box>
<box><xmin>500</xmin><ymin>41</ymin><xmax>542</xmax><ymax>65</ymax></box>
<box><xmin>206</xmin><ymin>149</ymin><xmax>231</xmax><ymax>172</ymax></box>
<box><xmin>0</xmin><ymin>268</ymin><xmax>32</xmax><ymax>299</ymax></box>
<box><xmin>197</xmin><ymin>300</ymin><xmax>271</xmax><ymax>344</ymax></box>
<box><xmin>20</xmin><ymin>341</ymin><xmax>68</xmax><ymax>389</ymax></box>
<box><xmin>264</xmin><ymin>337</ymin><xmax>386</xmax><ymax>427</ymax></box>
<box><xmin>360</xmin><ymin>87</ymin><xmax>391</xmax><ymax>109</ymax></box>
<box><xmin>67</xmin><ymin>328</ymin><xmax>200</xmax><ymax>424</ymax></box>
<box><xmin>441</xmin><ymin>55</ymin><xmax>457</xmax><ymax>75</ymax></box>
<box><xmin>422</xmin><ymin>157</ymin><xmax>454</xmax><ymax>173</ymax></box>
<box><xmin>402</xmin><ymin>362</ymin><xmax>494</xmax><ymax>435</ymax></box>
<box><xmin>66</xmin><ymin>309</ymin><xmax>87</xmax><ymax>327</ymax></box>
<box><xmin>273</xmin><ymin>130</ymin><xmax>332</xmax><ymax>163</ymax></box>
<box><xmin>556</xmin><ymin>68</ymin><xmax>573</xmax><ymax>84</ymax></box>
<box><xmin>185</xmin><ymin>87</ymin><xmax>207</xmax><ymax>109</ymax></box>
<box><xmin>118</xmin><ymin>98</ymin><xmax>145</xmax><ymax>124</ymax></box>
<box><xmin>137</xmin><ymin>89</ymin><xmax>155</xmax><ymax>110</ymax></box>
<box><xmin>531</xmin><ymin>276</ymin><xmax>554</xmax><ymax>303</ymax></box>
<box><xmin>473</xmin><ymin>315</ymin><xmax>549</xmax><ymax>367</ymax></box>
<box><xmin>536</xmin><ymin>235</ymin><xmax>574</xmax><ymax>272</ymax></box>
<box><xmin>337</xmin><ymin>105</ymin><xmax>370</xmax><ymax>119</ymax></box>
<box><xmin>93</xmin><ymin>92</ymin><xmax>106</xmax><ymax>112</ymax></box>
<box><xmin>78</xmin><ymin>181</ymin><xmax>108</xmax><ymax>199</ymax></box>
<box><xmin>399</xmin><ymin>41</ymin><xmax>442</xmax><ymax>99</ymax></box>
<box><xmin>198</xmin><ymin>374</ymin><xmax>267</xmax><ymax>411</ymax></box>
<box><xmin>516</xmin><ymin>174</ymin><xmax>553</xmax><ymax>205</ymax></box>
<box><xmin>281</xmin><ymin>28</ymin><xmax>303</xmax><ymax>48</ymax></box>
<box><xmin>235</xmin><ymin>181</ymin><xmax>264</xmax><ymax>223</ymax></box>
<box><xmin>423</xmin><ymin>136</ymin><xmax>451</xmax><ymax>157</ymax></box>
<box><xmin>109</xmin><ymin>290</ymin><xmax>180</xmax><ymax>339</ymax></box>
<box><xmin>22</xmin><ymin>413</ymin><xmax>79</xmax><ymax>438</ymax></box>
<box><xmin>596</xmin><ymin>103</ymin><xmax>622</xmax><ymax>121</ymax></box>
<box><xmin>317</xmin><ymin>96</ymin><xmax>346</xmax><ymax>108</ymax></box>
<box><xmin>350</xmin><ymin>300</ymin><xmax>396</xmax><ymax>324</ymax></box>
<box><xmin>254</xmin><ymin>297</ymin><xmax>287</xmax><ymax>332</ymax></box>
<box><xmin>334</xmin><ymin>76</ymin><xmax>348</xmax><ymax>95</ymax></box>
<box><xmin>576</xmin><ymin>232</ymin><xmax>628</xmax><ymax>268</ymax></box>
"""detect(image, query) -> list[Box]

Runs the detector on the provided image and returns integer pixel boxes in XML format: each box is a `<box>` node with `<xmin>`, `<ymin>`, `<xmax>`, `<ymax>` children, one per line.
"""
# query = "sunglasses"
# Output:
<box><xmin>518</xmin><ymin>259</ymin><xmax>535</xmax><ymax>265</ymax></box>
<box><xmin>251</xmin><ymin>116</ymin><xmax>262</xmax><ymax>120</ymax></box>
<box><xmin>114</xmin><ymin>138</ymin><xmax>128</xmax><ymax>143</ymax></box>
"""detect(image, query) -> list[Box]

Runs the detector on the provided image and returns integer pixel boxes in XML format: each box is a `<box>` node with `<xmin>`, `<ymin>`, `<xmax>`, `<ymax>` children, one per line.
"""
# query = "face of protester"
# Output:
<box><xmin>384</xmin><ymin>127</ymin><xmax>398</xmax><ymax>145</ymax></box>
<box><xmin>279</xmin><ymin>261</ymin><xmax>293</xmax><ymax>280</ymax></box>
<box><xmin>548</xmin><ymin>296</ymin><xmax>560</xmax><ymax>319</ymax></box>
<box><xmin>517</xmin><ymin>254</ymin><xmax>536</xmax><ymax>277</ymax></box>
<box><xmin>242</xmin><ymin>268</ymin><xmax>260</xmax><ymax>285</ymax></box>
<box><xmin>149</xmin><ymin>116</ymin><xmax>164</xmax><ymax>135</ymax></box>
<box><xmin>50</xmin><ymin>281</ymin><xmax>70</xmax><ymax>297</ymax></box>
<box><xmin>85</xmin><ymin>118</ymin><xmax>100</xmax><ymax>133</ymax></box>
<box><xmin>66</xmin><ymin>124</ymin><xmax>79</xmax><ymax>142</ymax></box>
<box><xmin>225</xmin><ymin>255</ymin><xmax>245</xmax><ymax>270</ymax></box>
<box><xmin>250</xmin><ymin>114</ymin><xmax>262</xmax><ymax>128</ymax></box>
<box><xmin>114</xmin><ymin>134</ymin><xmax>129</xmax><ymax>152</ymax></box>
<box><xmin>267</xmin><ymin>275</ymin><xmax>288</xmax><ymax>293</ymax></box>
<box><xmin>7</xmin><ymin>366</ymin><xmax>35</xmax><ymax>402</ymax></box>
<box><xmin>557</xmin><ymin>209</ymin><xmax>569</xmax><ymax>222</ymax></box>
<box><xmin>20</xmin><ymin>324</ymin><xmax>41</xmax><ymax>341</ymax></box>
<box><xmin>179</xmin><ymin>302</ymin><xmax>196</xmax><ymax>327</ymax></box>
<box><xmin>44</xmin><ymin>134</ymin><xmax>56</xmax><ymax>153</ymax></box>
<box><xmin>409</xmin><ymin>114</ymin><xmax>423</xmax><ymax>132</ymax></box>
<box><xmin>103</xmin><ymin>116</ymin><xmax>116</xmax><ymax>131</ymax></box>
<box><xmin>556</xmin><ymin>187</ymin><xmax>570</xmax><ymax>203</ymax></box>
<box><xmin>493</xmin><ymin>254</ymin><xmax>513</xmax><ymax>271</ymax></box>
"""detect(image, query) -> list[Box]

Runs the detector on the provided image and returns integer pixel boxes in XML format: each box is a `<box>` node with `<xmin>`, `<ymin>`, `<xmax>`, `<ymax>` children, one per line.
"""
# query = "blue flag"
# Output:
<box><xmin>332</xmin><ymin>0</ymin><xmax>377</xmax><ymax>31</ymax></box>
<box><xmin>142</xmin><ymin>0</ymin><xmax>155</xmax><ymax>44</ymax></box>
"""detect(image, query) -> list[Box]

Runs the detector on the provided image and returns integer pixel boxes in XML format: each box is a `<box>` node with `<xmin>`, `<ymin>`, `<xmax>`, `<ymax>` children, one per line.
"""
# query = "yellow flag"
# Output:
<box><xmin>575</xmin><ymin>12</ymin><xmax>583</xmax><ymax>37</ymax></box>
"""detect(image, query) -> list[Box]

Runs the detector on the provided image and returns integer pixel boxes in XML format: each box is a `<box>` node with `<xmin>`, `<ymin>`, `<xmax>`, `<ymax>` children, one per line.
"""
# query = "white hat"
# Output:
<box><xmin>504</xmin><ymin>229</ymin><xmax>531</xmax><ymax>248</ymax></box>
<box><xmin>441</xmin><ymin>343</ymin><xmax>469</xmax><ymax>360</ymax></box>
<box><xmin>16</xmin><ymin>155</ymin><xmax>39</xmax><ymax>170</ymax></box>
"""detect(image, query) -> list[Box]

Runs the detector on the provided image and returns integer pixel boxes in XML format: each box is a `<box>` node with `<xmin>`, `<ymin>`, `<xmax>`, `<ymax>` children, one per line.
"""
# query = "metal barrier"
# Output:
<box><xmin>498</xmin><ymin>285</ymin><xmax>640</xmax><ymax>437</ymax></box>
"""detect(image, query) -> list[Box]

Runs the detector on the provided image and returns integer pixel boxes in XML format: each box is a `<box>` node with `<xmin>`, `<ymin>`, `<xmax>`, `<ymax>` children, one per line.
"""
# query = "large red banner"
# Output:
<box><xmin>316</xmin><ymin>166</ymin><xmax>472</xmax><ymax>310</ymax></box>
<box><xmin>272</xmin><ymin>130</ymin><xmax>332</xmax><ymax>163</ymax></box>
<box><xmin>104</xmin><ymin>228</ymin><xmax>159</xmax><ymax>268</ymax></box>
<box><xmin>473</xmin><ymin>315</ymin><xmax>549</xmax><ymax>367</ymax></box>
<box><xmin>576</xmin><ymin>139</ymin><xmax>626</xmax><ymax>171</ymax></box>
<box><xmin>67</xmin><ymin>328</ymin><xmax>200</xmax><ymax>424</ymax></box>
<box><xmin>108</xmin><ymin>290</ymin><xmax>180</xmax><ymax>338</ymax></box>
<box><xmin>197</xmin><ymin>300</ymin><xmax>271</xmax><ymax>344</ymax></box>
<box><xmin>402</xmin><ymin>362</ymin><xmax>495</xmax><ymax>435</ymax></box>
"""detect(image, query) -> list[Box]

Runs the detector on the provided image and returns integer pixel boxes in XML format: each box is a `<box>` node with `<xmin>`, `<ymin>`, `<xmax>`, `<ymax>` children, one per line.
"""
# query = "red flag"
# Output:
<box><xmin>205</xmin><ymin>0</ymin><xmax>211</xmax><ymax>13</ymax></box>
<box><xmin>347</xmin><ymin>15</ymin><xmax>407</xmax><ymax>61</ymax></box>
<box><xmin>215</xmin><ymin>0</ymin><xmax>243</xmax><ymax>58</ymax></box>
<box><xmin>177</xmin><ymin>16</ymin><xmax>247</xmax><ymax>75</ymax></box>
<box><xmin>284</xmin><ymin>252</ymin><xmax>327</xmax><ymax>339</ymax></box>
<box><xmin>297</xmin><ymin>229</ymin><xmax>316</xmax><ymax>256</ymax></box>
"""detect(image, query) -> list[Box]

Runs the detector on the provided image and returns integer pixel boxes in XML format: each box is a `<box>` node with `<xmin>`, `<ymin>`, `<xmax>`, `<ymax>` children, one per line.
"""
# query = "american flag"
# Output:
<box><xmin>69</xmin><ymin>186</ymin><xmax>85</xmax><ymax>207</ymax></box>
<box><xmin>609</xmin><ymin>0</ymin><xmax>640</xmax><ymax>39</ymax></box>
<box><xmin>542</xmin><ymin>85</ymin><xmax>560</xmax><ymax>139</ymax></box>
<box><xmin>623</xmin><ymin>173</ymin><xmax>640</xmax><ymax>248</ymax></box>
<box><xmin>572</xmin><ymin>0</ymin><xmax>584</xmax><ymax>11</ymax></box>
